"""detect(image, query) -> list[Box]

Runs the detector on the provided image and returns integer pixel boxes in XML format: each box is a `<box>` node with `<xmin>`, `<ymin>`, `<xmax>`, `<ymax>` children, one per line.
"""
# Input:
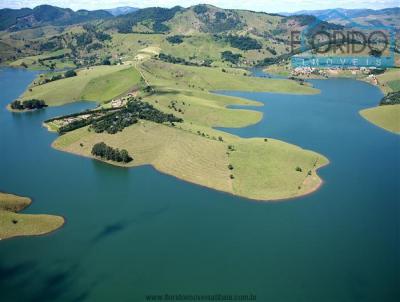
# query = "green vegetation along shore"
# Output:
<box><xmin>360</xmin><ymin>105</ymin><xmax>400</xmax><ymax>134</ymax></box>
<box><xmin>42</xmin><ymin>60</ymin><xmax>328</xmax><ymax>201</ymax></box>
<box><xmin>0</xmin><ymin>192</ymin><xmax>64</xmax><ymax>240</ymax></box>
<box><xmin>360</xmin><ymin>69</ymin><xmax>400</xmax><ymax>134</ymax></box>
<box><xmin>19</xmin><ymin>65</ymin><xmax>143</xmax><ymax>106</ymax></box>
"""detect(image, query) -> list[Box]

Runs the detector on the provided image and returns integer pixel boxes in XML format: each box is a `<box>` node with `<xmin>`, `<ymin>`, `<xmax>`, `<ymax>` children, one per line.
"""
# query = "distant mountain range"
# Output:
<box><xmin>282</xmin><ymin>7</ymin><xmax>400</xmax><ymax>30</ymax></box>
<box><xmin>0</xmin><ymin>4</ymin><xmax>398</xmax><ymax>36</ymax></box>
<box><xmin>0</xmin><ymin>5</ymin><xmax>112</xmax><ymax>31</ymax></box>
<box><xmin>282</xmin><ymin>7</ymin><xmax>399</xmax><ymax>20</ymax></box>
<box><xmin>105</xmin><ymin>6</ymin><xmax>139</xmax><ymax>16</ymax></box>
<box><xmin>1</xmin><ymin>3</ymin><xmax>398</xmax><ymax>68</ymax></box>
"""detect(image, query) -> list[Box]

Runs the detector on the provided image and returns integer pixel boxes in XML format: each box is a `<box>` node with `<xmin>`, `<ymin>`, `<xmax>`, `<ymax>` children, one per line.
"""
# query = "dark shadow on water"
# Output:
<box><xmin>91</xmin><ymin>205</ymin><xmax>170</xmax><ymax>244</ymax></box>
<box><xmin>0</xmin><ymin>261</ymin><xmax>89</xmax><ymax>302</ymax></box>
<box><xmin>71</xmin><ymin>291</ymin><xmax>90</xmax><ymax>302</ymax></box>
<box><xmin>28</xmin><ymin>264</ymin><xmax>92</xmax><ymax>302</ymax></box>
<box><xmin>0</xmin><ymin>261</ymin><xmax>36</xmax><ymax>283</ymax></box>
<box><xmin>92</xmin><ymin>222</ymin><xmax>127</xmax><ymax>243</ymax></box>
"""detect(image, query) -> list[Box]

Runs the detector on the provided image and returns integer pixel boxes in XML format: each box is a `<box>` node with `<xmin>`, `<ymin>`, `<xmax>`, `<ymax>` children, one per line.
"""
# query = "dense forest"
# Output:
<box><xmin>91</xmin><ymin>142</ymin><xmax>133</xmax><ymax>163</ymax></box>
<box><xmin>91</xmin><ymin>99</ymin><xmax>183</xmax><ymax>134</ymax></box>
<box><xmin>10</xmin><ymin>99</ymin><xmax>47</xmax><ymax>110</ymax></box>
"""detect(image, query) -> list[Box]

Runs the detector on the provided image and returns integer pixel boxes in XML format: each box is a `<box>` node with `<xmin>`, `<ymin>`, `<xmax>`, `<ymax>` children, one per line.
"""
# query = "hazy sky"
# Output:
<box><xmin>1</xmin><ymin>0</ymin><xmax>399</xmax><ymax>13</ymax></box>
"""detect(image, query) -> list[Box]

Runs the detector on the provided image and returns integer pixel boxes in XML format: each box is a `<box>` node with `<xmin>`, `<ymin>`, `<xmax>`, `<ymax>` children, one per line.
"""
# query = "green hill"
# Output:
<box><xmin>1</xmin><ymin>4</ymin><xmax>394</xmax><ymax>70</ymax></box>
<box><xmin>0</xmin><ymin>5</ymin><xmax>112</xmax><ymax>31</ymax></box>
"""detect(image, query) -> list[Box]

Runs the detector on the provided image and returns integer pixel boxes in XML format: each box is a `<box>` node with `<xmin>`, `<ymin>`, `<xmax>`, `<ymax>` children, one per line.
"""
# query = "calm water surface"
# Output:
<box><xmin>0</xmin><ymin>68</ymin><xmax>399</xmax><ymax>302</ymax></box>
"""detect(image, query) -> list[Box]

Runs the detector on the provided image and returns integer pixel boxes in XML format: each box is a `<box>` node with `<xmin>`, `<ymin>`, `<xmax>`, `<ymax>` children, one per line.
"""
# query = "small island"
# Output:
<box><xmin>0</xmin><ymin>192</ymin><xmax>64</xmax><ymax>240</ymax></box>
<box><xmin>9</xmin><ymin>99</ymin><xmax>48</xmax><ymax>112</ymax></box>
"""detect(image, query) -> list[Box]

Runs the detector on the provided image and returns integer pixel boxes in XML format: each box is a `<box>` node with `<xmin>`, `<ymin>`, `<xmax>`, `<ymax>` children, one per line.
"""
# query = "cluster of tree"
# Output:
<box><xmin>92</xmin><ymin>142</ymin><xmax>133</xmax><ymax>163</ymax></box>
<box><xmin>92</xmin><ymin>31</ymin><xmax>111</xmax><ymax>42</ymax></box>
<box><xmin>266</xmin><ymin>46</ymin><xmax>277</xmax><ymax>56</ymax></box>
<box><xmin>75</xmin><ymin>32</ymin><xmax>93</xmax><ymax>47</ymax></box>
<box><xmin>39</xmin><ymin>73</ymin><xmax>62</xmax><ymax>84</ymax></box>
<box><xmin>168</xmin><ymin>100</ymin><xmax>186</xmax><ymax>113</ymax></box>
<box><xmin>215</xmin><ymin>12</ymin><xmax>227</xmax><ymax>20</ymax></box>
<box><xmin>10</xmin><ymin>99</ymin><xmax>47</xmax><ymax>110</ymax></box>
<box><xmin>208</xmin><ymin>14</ymin><xmax>241</xmax><ymax>33</ymax></box>
<box><xmin>90</xmin><ymin>99</ymin><xmax>183</xmax><ymax>134</ymax></box>
<box><xmin>380</xmin><ymin>91</ymin><xmax>400</xmax><ymax>106</ymax></box>
<box><xmin>102</xmin><ymin>58</ymin><xmax>111</xmax><ymax>65</ymax></box>
<box><xmin>216</xmin><ymin>35</ymin><xmax>262</xmax><ymax>51</ymax></box>
<box><xmin>58</xmin><ymin>118</ymin><xmax>93</xmax><ymax>134</ymax></box>
<box><xmin>86</xmin><ymin>42</ymin><xmax>103</xmax><ymax>52</ymax></box>
<box><xmin>91</xmin><ymin>112</ymin><xmax>138</xmax><ymax>134</ymax></box>
<box><xmin>221</xmin><ymin>51</ymin><xmax>242</xmax><ymax>64</ymax></box>
<box><xmin>158</xmin><ymin>53</ymin><xmax>213</xmax><ymax>67</ymax></box>
<box><xmin>166</xmin><ymin>35</ymin><xmax>184</xmax><ymax>44</ymax></box>
<box><xmin>68</xmin><ymin>26</ymin><xmax>111</xmax><ymax>54</ymax></box>
<box><xmin>40</xmin><ymin>41</ymin><xmax>59</xmax><ymax>51</ymax></box>
<box><xmin>37</xmin><ymin>69</ymin><xmax>76</xmax><ymax>85</ymax></box>
<box><xmin>192</xmin><ymin>7</ymin><xmax>241</xmax><ymax>33</ymax></box>
<box><xmin>193</xmin><ymin>5</ymin><xmax>208</xmax><ymax>15</ymax></box>
<box><xmin>64</xmin><ymin>69</ymin><xmax>77</xmax><ymax>78</ymax></box>
<box><xmin>37</xmin><ymin>53</ymin><xmax>65</xmax><ymax>65</ymax></box>
<box><xmin>158</xmin><ymin>53</ymin><xmax>195</xmax><ymax>65</ymax></box>
<box><xmin>49</xmin><ymin>108</ymin><xmax>118</xmax><ymax>134</ymax></box>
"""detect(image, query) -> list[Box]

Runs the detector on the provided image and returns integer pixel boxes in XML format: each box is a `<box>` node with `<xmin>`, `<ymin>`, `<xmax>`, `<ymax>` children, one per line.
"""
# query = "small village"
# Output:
<box><xmin>291</xmin><ymin>66</ymin><xmax>380</xmax><ymax>85</ymax></box>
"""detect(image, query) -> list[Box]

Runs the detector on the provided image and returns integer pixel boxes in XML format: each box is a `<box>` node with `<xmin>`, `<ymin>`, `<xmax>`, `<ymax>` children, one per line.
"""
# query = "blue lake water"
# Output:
<box><xmin>0</xmin><ymin>68</ymin><xmax>399</xmax><ymax>302</ymax></box>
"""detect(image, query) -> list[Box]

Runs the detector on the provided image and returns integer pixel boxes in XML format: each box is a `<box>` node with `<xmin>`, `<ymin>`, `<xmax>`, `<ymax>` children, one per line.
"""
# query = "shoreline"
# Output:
<box><xmin>51</xmin><ymin>137</ymin><xmax>329</xmax><ymax>203</ymax></box>
<box><xmin>0</xmin><ymin>192</ymin><xmax>65</xmax><ymax>241</ymax></box>
<box><xmin>6</xmin><ymin>103</ymin><xmax>47</xmax><ymax>113</ymax></box>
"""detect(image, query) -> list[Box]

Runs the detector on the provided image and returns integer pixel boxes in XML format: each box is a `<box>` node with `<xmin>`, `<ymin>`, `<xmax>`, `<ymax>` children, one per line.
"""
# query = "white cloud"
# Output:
<box><xmin>1</xmin><ymin>0</ymin><xmax>399</xmax><ymax>12</ymax></box>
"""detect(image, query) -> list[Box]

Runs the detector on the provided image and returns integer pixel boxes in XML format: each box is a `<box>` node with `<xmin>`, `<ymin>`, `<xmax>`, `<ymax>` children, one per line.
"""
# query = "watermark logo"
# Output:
<box><xmin>290</xmin><ymin>9</ymin><xmax>396</xmax><ymax>68</ymax></box>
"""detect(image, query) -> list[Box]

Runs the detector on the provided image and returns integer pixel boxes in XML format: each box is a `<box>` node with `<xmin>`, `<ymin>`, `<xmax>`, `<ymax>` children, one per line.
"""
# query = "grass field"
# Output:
<box><xmin>360</xmin><ymin>69</ymin><xmax>400</xmax><ymax>134</ymax></box>
<box><xmin>20</xmin><ymin>65</ymin><xmax>142</xmax><ymax>106</ymax></box>
<box><xmin>140</xmin><ymin>60</ymin><xmax>319</xmax><ymax>94</ymax></box>
<box><xmin>360</xmin><ymin>104</ymin><xmax>400</xmax><ymax>134</ymax></box>
<box><xmin>0</xmin><ymin>192</ymin><xmax>64</xmax><ymax>240</ymax></box>
<box><xmin>53</xmin><ymin>121</ymin><xmax>328</xmax><ymax>201</ymax></box>
<box><xmin>9</xmin><ymin>49</ymin><xmax>75</xmax><ymax>70</ymax></box>
<box><xmin>376</xmin><ymin>68</ymin><xmax>400</xmax><ymax>94</ymax></box>
<box><xmin>143</xmin><ymin>89</ymin><xmax>263</xmax><ymax>128</ymax></box>
<box><xmin>388</xmin><ymin>80</ymin><xmax>400</xmax><ymax>92</ymax></box>
<box><xmin>263</xmin><ymin>64</ymin><xmax>291</xmax><ymax>77</ymax></box>
<box><xmin>110</xmin><ymin>31</ymin><xmax>286</xmax><ymax>67</ymax></box>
